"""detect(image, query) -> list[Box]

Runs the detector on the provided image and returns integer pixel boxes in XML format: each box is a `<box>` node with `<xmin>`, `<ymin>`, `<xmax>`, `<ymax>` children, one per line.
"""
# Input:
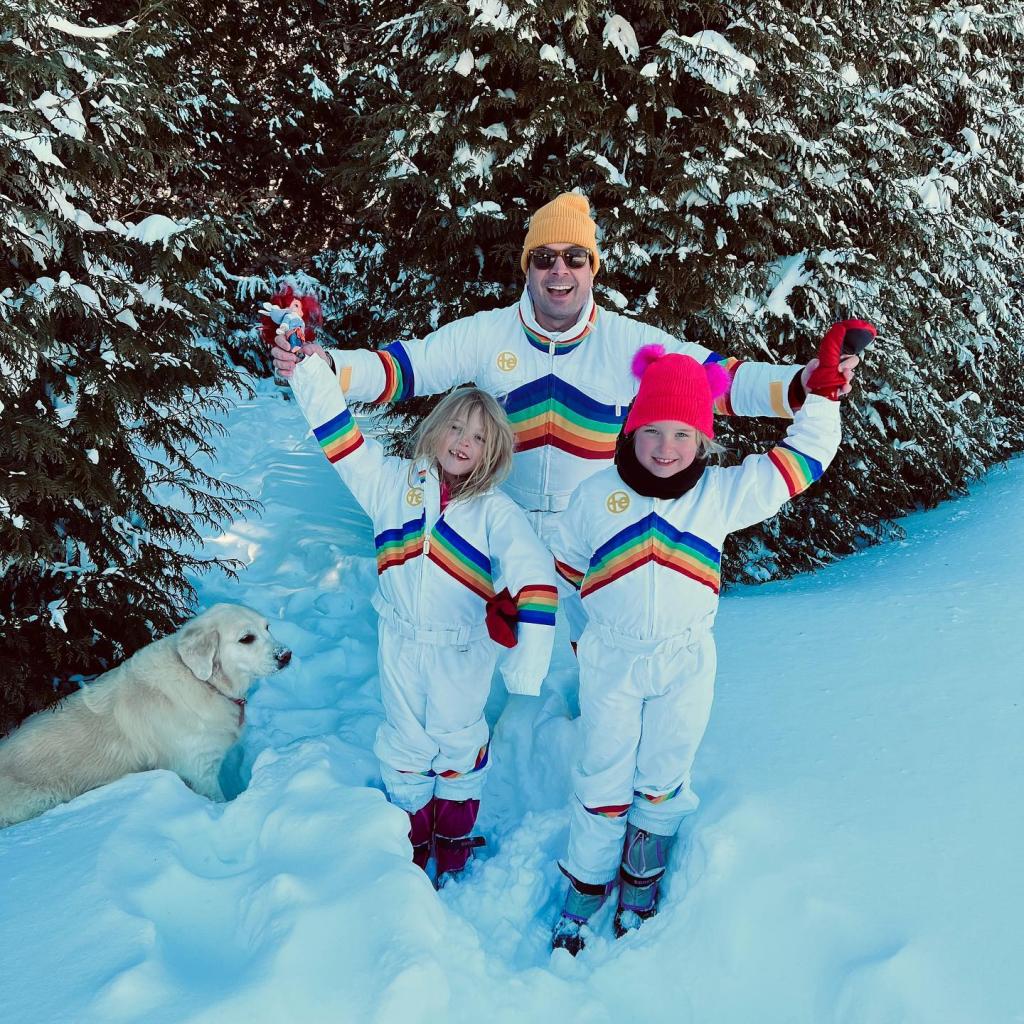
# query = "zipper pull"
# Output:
<box><xmin>423</xmin><ymin>537</ymin><xmax>430</xmax><ymax>555</ymax></box>
<box><xmin>549</xmin><ymin>340</ymin><xmax>555</xmax><ymax>356</ymax></box>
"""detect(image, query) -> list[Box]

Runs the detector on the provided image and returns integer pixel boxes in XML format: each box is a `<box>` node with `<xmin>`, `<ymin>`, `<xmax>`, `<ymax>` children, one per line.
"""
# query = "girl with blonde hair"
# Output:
<box><xmin>289</xmin><ymin>357</ymin><xmax>557</xmax><ymax>883</ymax></box>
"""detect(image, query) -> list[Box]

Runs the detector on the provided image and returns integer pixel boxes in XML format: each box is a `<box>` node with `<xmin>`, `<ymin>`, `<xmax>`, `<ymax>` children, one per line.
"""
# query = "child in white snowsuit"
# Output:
<box><xmin>289</xmin><ymin>355</ymin><xmax>558</xmax><ymax>881</ymax></box>
<box><xmin>549</xmin><ymin>320</ymin><xmax>874</xmax><ymax>953</ymax></box>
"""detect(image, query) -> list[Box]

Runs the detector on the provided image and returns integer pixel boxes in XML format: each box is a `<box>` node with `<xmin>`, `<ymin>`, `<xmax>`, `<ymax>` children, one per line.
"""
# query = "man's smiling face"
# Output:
<box><xmin>526</xmin><ymin>243</ymin><xmax>594</xmax><ymax>333</ymax></box>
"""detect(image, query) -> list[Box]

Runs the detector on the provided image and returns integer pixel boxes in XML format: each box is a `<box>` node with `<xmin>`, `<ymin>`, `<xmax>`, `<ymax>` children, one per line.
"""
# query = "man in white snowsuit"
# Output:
<box><xmin>270</xmin><ymin>193</ymin><xmax>860</xmax><ymax>639</ymax></box>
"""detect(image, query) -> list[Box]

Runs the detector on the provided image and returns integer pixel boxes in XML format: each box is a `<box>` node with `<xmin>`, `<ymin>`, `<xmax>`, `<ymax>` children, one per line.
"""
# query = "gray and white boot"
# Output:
<box><xmin>551</xmin><ymin>867</ymin><xmax>610</xmax><ymax>956</ymax></box>
<box><xmin>613</xmin><ymin>822</ymin><xmax>674</xmax><ymax>937</ymax></box>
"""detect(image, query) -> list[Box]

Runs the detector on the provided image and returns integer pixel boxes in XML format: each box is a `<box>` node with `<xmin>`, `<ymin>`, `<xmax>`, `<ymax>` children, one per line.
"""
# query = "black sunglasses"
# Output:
<box><xmin>528</xmin><ymin>247</ymin><xmax>593</xmax><ymax>270</ymax></box>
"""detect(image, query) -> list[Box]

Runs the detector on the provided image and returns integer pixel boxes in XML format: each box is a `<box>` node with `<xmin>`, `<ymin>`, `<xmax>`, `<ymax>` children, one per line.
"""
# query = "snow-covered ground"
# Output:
<box><xmin>3</xmin><ymin>378</ymin><xmax>1022</xmax><ymax>1024</ymax></box>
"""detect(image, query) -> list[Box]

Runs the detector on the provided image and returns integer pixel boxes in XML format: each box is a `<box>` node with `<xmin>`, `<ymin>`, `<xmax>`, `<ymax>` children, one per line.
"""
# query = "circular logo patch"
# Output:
<box><xmin>405</xmin><ymin>487</ymin><xmax>424</xmax><ymax>507</ymax></box>
<box><xmin>606</xmin><ymin>491</ymin><xmax>630</xmax><ymax>514</ymax></box>
<box><xmin>496</xmin><ymin>351</ymin><xmax>518</xmax><ymax>372</ymax></box>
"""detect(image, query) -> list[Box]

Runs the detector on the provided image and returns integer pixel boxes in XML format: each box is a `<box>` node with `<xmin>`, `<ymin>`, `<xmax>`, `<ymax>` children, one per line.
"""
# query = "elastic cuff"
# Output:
<box><xmin>620</xmin><ymin>864</ymin><xmax>665</xmax><ymax>887</ymax></box>
<box><xmin>787</xmin><ymin>368</ymin><xmax>806</xmax><ymax>412</ymax></box>
<box><xmin>628</xmin><ymin>805</ymin><xmax>688</xmax><ymax>836</ymax></box>
<box><xmin>559</xmin><ymin>862</ymin><xmax>613</xmax><ymax>897</ymax></box>
<box><xmin>502</xmin><ymin>672</ymin><xmax>541</xmax><ymax>697</ymax></box>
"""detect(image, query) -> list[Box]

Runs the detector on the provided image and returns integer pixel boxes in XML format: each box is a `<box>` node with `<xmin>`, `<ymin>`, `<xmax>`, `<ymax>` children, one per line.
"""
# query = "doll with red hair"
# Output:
<box><xmin>260</xmin><ymin>285</ymin><xmax>323</xmax><ymax>359</ymax></box>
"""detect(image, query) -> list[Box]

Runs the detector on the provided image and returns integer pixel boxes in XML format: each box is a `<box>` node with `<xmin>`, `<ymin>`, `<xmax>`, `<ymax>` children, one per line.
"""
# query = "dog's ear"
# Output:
<box><xmin>176</xmin><ymin>621</ymin><xmax>218</xmax><ymax>681</ymax></box>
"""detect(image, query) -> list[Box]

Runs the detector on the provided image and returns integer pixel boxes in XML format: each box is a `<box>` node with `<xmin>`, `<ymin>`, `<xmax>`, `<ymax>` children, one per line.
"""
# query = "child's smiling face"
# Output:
<box><xmin>436</xmin><ymin>407</ymin><xmax>486</xmax><ymax>478</ymax></box>
<box><xmin>633</xmin><ymin>420</ymin><xmax>699</xmax><ymax>477</ymax></box>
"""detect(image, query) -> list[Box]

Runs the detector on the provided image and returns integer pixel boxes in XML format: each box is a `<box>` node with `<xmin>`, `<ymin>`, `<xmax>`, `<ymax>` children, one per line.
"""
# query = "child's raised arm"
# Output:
<box><xmin>715</xmin><ymin>320</ymin><xmax>875</xmax><ymax>535</ymax></box>
<box><xmin>289</xmin><ymin>354</ymin><xmax>404</xmax><ymax>517</ymax></box>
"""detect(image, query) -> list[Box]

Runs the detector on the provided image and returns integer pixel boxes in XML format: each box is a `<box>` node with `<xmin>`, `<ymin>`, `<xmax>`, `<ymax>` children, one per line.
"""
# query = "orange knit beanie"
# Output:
<box><xmin>520</xmin><ymin>193</ymin><xmax>601</xmax><ymax>274</ymax></box>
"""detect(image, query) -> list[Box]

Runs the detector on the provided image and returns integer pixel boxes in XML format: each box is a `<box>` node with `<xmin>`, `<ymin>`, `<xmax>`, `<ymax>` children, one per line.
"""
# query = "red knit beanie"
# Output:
<box><xmin>624</xmin><ymin>346</ymin><xmax>731</xmax><ymax>438</ymax></box>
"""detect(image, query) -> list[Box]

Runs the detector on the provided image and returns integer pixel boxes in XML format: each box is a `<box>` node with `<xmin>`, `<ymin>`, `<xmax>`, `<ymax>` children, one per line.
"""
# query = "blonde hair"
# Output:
<box><xmin>409</xmin><ymin>387</ymin><xmax>515</xmax><ymax>501</ymax></box>
<box><xmin>695</xmin><ymin>429</ymin><xmax>726</xmax><ymax>460</ymax></box>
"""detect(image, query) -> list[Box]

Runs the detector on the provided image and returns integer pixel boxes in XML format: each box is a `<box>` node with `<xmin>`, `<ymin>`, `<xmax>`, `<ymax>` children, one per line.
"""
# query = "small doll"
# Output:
<box><xmin>259</xmin><ymin>286</ymin><xmax>323</xmax><ymax>358</ymax></box>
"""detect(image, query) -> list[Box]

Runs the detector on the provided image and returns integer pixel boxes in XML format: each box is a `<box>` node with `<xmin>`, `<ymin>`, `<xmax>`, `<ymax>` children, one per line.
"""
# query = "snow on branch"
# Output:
<box><xmin>45</xmin><ymin>15</ymin><xmax>135</xmax><ymax>40</ymax></box>
<box><xmin>603</xmin><ymin>15</ymin><xmax>639</xmax><ymax>62</ymax></box>
<box><xmin>658</xmin><ymin>30</ymin><xmax>756</xmax><ymax>95</ymax></box>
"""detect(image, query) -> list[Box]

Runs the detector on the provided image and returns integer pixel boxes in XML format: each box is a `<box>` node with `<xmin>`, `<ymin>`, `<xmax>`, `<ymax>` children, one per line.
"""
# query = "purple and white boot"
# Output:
<box><xmin>551</xmin><ymin>867</ymin><xmax>610</xmax><ymax>956</ymax></box>
<box><xmin>613</xmin><ymin>822</ymin><xmax>673</xmax><ymax>937</ymax></box>
<box><xmin>408</xmin><ymin>798</ymin><xmax>435</xmax><ymax>871</ymax></box>
<box><xmin>434</xmin><ymin>797</ymin><xmax>485</xmax><ymax>885</ymax></box>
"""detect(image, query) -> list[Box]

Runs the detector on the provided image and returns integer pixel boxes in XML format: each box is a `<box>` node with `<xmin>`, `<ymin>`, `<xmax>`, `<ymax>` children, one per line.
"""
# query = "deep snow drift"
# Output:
<box><xmin>2</xmin><ymin>378</ymin><xmax>1022</xmax><ymax>1024</ymax></box>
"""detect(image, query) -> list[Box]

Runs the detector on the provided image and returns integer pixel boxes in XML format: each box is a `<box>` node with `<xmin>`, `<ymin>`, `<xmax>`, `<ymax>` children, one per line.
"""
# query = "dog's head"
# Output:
<box><xmin>175</xmin><ymin>604</ymin><xmax>291</xmax><ymax>696</ymax></box>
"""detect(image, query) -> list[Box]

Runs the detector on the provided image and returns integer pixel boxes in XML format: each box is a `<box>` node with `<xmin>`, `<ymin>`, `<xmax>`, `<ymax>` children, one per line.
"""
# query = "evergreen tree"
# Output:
<box><xmin>139</xmin><ymin>0</ymin><xmax>360</xmax><ymax>370</ymax></box>
<box><xmin>0</xmin><ymin>1</ymin><xmax>256</xmax><ymax>733</ymax></box>
<box><xmin>321</xmin><ymin>0</ymin><xmax>1024</xmax><ymax>577</ymax></box>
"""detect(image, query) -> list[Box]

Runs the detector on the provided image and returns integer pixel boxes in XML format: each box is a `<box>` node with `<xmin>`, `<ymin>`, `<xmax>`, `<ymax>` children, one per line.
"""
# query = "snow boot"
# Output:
<box><xmin>551</xmin><ymin>867</ymin><xmax>610</xmax><ymax>956</ymax></box>
<box><xmin>407</xmin><ymin>798</ymin><xmax>435</xmax><ymax>872</ymax></box>
<box><xmin>434</xmin><ymin>797</ymin><xmax>485</xmax><ymax>883</ymax></box>
<box><xmin>613</xmin><ymin>822</ymin><xmax>673</xmax><ymax>938</ymax></box>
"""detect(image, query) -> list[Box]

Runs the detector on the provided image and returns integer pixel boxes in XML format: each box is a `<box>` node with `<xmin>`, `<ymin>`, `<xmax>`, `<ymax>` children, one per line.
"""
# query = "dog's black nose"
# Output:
<box><xmin>276</xmin><ymin>648</ymin><xmax>292</xmax><ymax>668</ymax></box>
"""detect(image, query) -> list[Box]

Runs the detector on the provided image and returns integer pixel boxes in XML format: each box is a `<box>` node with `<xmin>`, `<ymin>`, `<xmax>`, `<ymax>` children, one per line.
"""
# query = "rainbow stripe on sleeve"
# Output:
<box><xmin>515</xmin><ymin>585</ymin><xmax>558</xmax><ymax>627</ymax></box>
<box><xmin>313</xmin><ymin>408</ymin><xmax>364</xmax><ymax>463</ymax></box>
<box><xmin>580</xmin><ymin>513</ymin><xmax>721</xmax><ymax>598</ymax></box>
<box><xmin>768</xmin><ymin>441</ymin><xmax>824</xmax><ymax>497</ymax></box>
<box><xmin>503</xmin><ymin>375</ymin><xmax>626</xmax><ymax>460</ymax></box>
<box><xmin>703</xmin><ymin>351</ymin><xmax>742</xmax><ymax>417</ymax></box>
<box><xmin>555</xmin><ymin>559</ymin><xmax>585</xmax><ymax>591</ymax></box>
<box><xmin>374</xmin><ymin>517</ymin><xmax>425</xmax><ymax>574</ymax></box>
<box><xmin>426</xmin><ymin>517</ymin><xmax>495</xmax><ymax>601</ymax></box>
<box><xmin>372</xmin><ymin>342</ymin><xmax>415</xmax><ymax>403</ymax></box>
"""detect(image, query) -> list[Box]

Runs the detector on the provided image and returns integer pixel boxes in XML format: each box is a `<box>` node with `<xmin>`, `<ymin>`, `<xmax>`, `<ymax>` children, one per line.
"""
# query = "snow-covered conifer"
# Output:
<box><xmin>0</xmin><ymin>1</ymin><xmax>256</xmax><ymax>732</ymax></box>
<box><xmin>323</xmin><ymin>0</ymin><xmax>1024</xmax><ymax>574</ymax></box>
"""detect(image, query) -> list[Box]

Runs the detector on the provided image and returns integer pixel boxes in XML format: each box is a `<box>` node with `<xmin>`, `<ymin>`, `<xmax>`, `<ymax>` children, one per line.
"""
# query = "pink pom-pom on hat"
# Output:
<box><xmin>631</xmin><ymin>343</ymin><xmax>666</xmax><ymax>380</ymax></box>
<box><xmin>705</xmin><ymin>362</ymin><xmax>731</xmax><ymax>400</ymax></box>
<box><xmin>624</xmin><ymin>346</ymin><xmax>730</xmax><ymax>439</ymax></box>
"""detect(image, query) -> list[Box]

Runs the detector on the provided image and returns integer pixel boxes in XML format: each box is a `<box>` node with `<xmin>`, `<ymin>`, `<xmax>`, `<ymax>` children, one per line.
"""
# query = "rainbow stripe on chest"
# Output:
<box><xmin>374</xmin><ymin>517</ymin><xmax>425</xmax><ymax>574</ymax></box>
<box><xmin>581</xmin><ymin>512</ymin><xmax>721</xmax><ymax>597</ymax></box>
<box><xmin>519</xmin><ymin>303</ymin><xmax>596</xmax><ymax>355</ymax></box>
<box><xmin>503</xmin><ymin>375</ymin><xmax>626</xmax><ymax>460</ymax></box>
<box><xmin>426</xmin><ymin>517</ymin><xmax>494</xmax><ymax>600</ymax></box>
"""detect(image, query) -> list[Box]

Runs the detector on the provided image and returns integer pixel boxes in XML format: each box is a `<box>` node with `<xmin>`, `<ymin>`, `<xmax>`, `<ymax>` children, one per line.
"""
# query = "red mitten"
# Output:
<box><xmin>806</xmin><ymin>319</ymin><xmax>877</xmax><ymax>400</ymax></box>
<box><xmin>485</xmin><ymin>588</ymin><xmax>518</xmax><ymax>648</ymax></box>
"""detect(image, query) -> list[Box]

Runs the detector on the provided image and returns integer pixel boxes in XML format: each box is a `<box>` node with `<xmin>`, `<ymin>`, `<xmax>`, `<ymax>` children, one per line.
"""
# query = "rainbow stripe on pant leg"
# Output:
<box><xmin>582</xmin><ymin>801</ymin><xmax>630</xmax><ymax>818</ymax></box>
<box><xmin>635</xmin><ymin>782</ymin><xmax>684</xmax><ymax>803</ymax></box>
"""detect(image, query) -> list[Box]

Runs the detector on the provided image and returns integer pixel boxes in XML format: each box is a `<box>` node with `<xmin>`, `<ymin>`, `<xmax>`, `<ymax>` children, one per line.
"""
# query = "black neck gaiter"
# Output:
<box><xmin>614</xmin><ymin>433</ymin><xmax>707</xmax><ymax>499</ymax></box>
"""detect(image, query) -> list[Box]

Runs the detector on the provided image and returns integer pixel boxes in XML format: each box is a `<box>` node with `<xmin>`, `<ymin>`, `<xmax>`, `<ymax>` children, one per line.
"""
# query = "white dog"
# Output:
<box><xmin>0</xmin><ymin>604</ymin><xmax>291</xmax><ymax>828</ymax></box>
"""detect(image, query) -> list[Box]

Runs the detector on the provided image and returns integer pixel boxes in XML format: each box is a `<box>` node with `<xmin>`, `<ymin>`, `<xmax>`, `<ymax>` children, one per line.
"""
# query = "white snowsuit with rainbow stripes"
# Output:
<box><xmin>290</xmin><ymin>356</ymin><xmax>558</xmax><ymax>812</ymax></box>
<box><xmin>550</xmin><ymin>395</ymin><xmax>842</xmax><ymax>884</ymax></box>
<box><xmin>326</xmin><ymin>288</ymin><xmax>805</xmax><ymax>638</ymax></box>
